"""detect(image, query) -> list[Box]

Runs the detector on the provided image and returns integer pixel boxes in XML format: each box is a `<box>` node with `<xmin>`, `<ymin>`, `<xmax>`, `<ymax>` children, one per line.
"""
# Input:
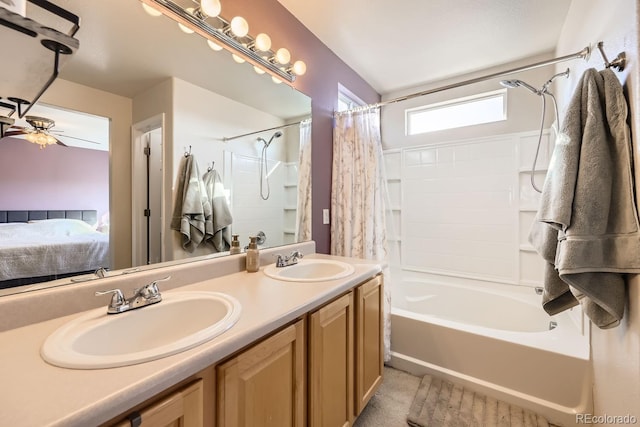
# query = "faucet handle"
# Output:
<box><xmin>290</xmin><ymin>251</ymin><xmax>303</xmax><ymax>260</ymax></box>
<box><xmin>95</xmin><ymin>289</ymin><xmax>126</xmax><ymax>309</ymax></box>
<box><xmin>135</xmin><ymin>276</ymin><xmax>170</xmax><ymax>299</ymax></box>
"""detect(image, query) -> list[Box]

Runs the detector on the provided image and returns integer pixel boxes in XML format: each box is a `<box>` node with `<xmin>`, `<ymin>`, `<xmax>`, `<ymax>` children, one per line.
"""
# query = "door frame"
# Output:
<box><xmin>131</xmin><ymin>113</ymin><xmax>165</xmax><ymax>267</ymax></box>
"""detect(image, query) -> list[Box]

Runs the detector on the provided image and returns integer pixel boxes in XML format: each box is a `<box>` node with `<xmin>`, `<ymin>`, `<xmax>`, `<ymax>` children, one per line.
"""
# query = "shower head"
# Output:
<box><xmin>499</xmin><ymin>79</ymin><xmax>540</xmax><ymax>95</ymax></box>
<box><xmin>499</xmin><ymin>79</ymin><xmax>520</xmax><ymax>89</ymax></box>
<box><xmin>260</xmin><ymin>130</ymin><xmax>283</xmax><ymax>147</ymax></box>
<box><xmin>500</xmin><ymin>69</ymin><xmax>570</xmax><ymax>96</ymax></box>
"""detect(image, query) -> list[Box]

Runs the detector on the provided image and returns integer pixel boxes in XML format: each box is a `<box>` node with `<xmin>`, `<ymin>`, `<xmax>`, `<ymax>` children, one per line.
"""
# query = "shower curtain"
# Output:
<box><xmin>296</xmin><ymin>119</ymin><xmax>312</xmax><ymax>242</ymax></box>
<box><xmin>331</xmin><ymin>107</ymin><xmax>392</xmax><ymax>361</ymax></box>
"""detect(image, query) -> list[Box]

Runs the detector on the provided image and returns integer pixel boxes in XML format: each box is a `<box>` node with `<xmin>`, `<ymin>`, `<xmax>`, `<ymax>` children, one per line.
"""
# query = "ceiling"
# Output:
<box><xmin>276</xmin><ymin>0</ymin><xmax>573</xmax><ymax>95</ymax></box>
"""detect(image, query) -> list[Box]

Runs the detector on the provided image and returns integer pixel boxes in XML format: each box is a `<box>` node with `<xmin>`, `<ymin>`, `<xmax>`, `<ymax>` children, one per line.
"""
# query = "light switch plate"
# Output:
<box><xmin>322</xmin><ymin>209</ymin><xmax>330</xmax><ymax>225</ymax></box>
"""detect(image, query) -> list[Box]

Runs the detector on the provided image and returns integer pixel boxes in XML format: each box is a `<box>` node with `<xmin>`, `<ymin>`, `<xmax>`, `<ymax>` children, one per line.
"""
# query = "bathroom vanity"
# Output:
<box><xmin>0</xmin><ymin>243</ymin><xmax>383</xmax><ymax>427</ymax></box>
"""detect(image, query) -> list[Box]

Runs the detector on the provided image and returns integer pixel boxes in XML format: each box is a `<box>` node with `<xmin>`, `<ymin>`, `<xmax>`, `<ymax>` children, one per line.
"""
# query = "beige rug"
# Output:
<box><xmin>407</xmin><ymin>374</ymin><xmax>550</xmax><ymax>427</ymax></box>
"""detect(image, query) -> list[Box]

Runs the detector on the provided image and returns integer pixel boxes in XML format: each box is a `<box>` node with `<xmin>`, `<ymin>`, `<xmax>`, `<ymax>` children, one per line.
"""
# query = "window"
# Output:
<box><xmin>406</xmin><ymin>89</ymin><xmax>507</xmax><ymax>135</ymax></box>
<box><xmin>337</xmin><ymin>83</ymin><xmax>365</xmax><ymax>112</ymax></box>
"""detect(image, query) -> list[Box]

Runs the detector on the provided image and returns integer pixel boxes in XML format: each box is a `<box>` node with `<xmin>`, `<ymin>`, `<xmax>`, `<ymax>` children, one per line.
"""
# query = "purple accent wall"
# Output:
<box><xmin>0</xmin><ymin>138</ymin><xmax>109</xmax><ymax>220</ymax></box>
<box><xmin>224</xmin><ymin>0</ymin><xmax>381</xmax><ymax>253</ymax></box>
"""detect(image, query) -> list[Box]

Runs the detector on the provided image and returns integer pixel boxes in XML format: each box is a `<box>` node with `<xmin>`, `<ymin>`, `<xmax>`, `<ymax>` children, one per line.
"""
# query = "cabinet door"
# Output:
<box><xmin>355</xmin><ymin>275</ymin><xmax>384</xmax><ymax>414</ymax></box>
<box><xmin>112</xmin><ymin>379</ymin><xmax>203</xmax><ymax>427</ymax></box>
<box><xmin>309</xmin><ymin>293</ymin><xmax>354</xmax><ymax>427</ymax></box>
<box><xmin>217</xmin><ymin>319</ymin><xmax>306</xmax><ymax>427</ymax></box>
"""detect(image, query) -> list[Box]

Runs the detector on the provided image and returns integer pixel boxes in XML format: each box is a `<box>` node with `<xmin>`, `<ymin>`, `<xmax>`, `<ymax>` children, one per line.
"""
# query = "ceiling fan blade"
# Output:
<box><xmin>55</xmin><ymin>137</ymin><xmax>68</xmax><ymax>147</ymax></box>
<box><xmin>57</xmin><ymin>134</ymin><xmax>101</xmax><ymax>145</ymax></box>
<box><xmin>3</xmin><ymin>130</ymin><xmax>28</xmax><ymax>137</ymax></box>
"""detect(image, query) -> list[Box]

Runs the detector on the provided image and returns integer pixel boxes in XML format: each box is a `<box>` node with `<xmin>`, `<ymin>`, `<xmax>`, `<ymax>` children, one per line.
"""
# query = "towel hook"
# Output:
<box><xmin>596</xmin><ymin>41</ymin><xmax>626</xmax><ymax>72</ymax></box>
<box><xmin>184</xmin><ymin>145</ymin><xmax>192</xmax><ymax>157</ymax></box>
<box><xmin>207</xmin><ymin>161</ymin><xmax>214</xmax><ymax>172</ymax></box>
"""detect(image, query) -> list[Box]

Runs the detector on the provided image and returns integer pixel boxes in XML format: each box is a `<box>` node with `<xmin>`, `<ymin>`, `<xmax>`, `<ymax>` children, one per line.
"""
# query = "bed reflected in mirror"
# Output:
<box><xmin>0</xmin><ymin>104</ymin><xmax>110</xmax><ymax>291</ymax></box>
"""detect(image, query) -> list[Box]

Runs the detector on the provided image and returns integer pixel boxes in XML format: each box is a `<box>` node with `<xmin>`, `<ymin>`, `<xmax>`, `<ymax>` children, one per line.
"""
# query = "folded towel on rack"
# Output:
<box><xmin>170</xmin><ymin>154</ymin><xmax>212</xmax><ymax>252</ymax></box>
<box><xmin>529</xmin><ymin>68</ymin><xmax>640</xmax><ymax>329</ymax></box>
<box><xmin>203</xmin><ymin>168</ymin><xmax>232</xmax><ymax>252</ymax></box>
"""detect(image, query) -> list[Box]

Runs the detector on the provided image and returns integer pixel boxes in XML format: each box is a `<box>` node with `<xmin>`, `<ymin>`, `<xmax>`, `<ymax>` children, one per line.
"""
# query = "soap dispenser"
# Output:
<box><xmin>246</xmin><ymin>236</ymin><xmax>260</xmax><ymax>272</ymax></box>
<box><xmin>229</xmin><ymin>234</ymin><xmax>241</xmax><ymax>255</ymax></box>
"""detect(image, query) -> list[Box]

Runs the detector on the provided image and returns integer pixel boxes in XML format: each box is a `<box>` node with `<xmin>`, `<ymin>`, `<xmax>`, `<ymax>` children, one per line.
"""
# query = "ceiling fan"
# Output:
<box><xmin>2</xmin><ymin>115</ymin><xmax>100</xmax><ymax>149</ymax></box>
<box><xmin>2</xmin><ymin>116</ymin><xmax>65</xmax><ymax>148</ymax></box>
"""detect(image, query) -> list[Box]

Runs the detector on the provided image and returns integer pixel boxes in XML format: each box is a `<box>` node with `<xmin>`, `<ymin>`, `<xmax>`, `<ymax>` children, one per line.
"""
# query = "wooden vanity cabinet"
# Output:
<box><xmin>354</xmin><ymin>274</ymin><xmax>384</xmax><ymax>414</ymax></box>
<box><xmin>110</xmin><ymin>378</ymin><xmax>206</xmax><ymax>427</ymax></box>
<box><xmin>308</xmin><ymin>274</ymin><xmax>384</xmax><ymax>427</ymax></box>
<box><xmin>216</xmin><ymin>319</ymin><xmax>306</xmax><ymax>427</ymax></box>
<box><xmin>308</xmin><ymin>292</ymin><xmax>354</xmax><ymax>427</ymax></box>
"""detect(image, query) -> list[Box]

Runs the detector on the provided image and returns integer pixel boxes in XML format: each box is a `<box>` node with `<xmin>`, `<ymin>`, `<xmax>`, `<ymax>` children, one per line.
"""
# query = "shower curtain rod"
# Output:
<box><xmin>337</xmin><ymin>44</ymin><xmax>595</xmax><ymax>115</ymax></box>
<box><xmin>223</xmin><ymin>118</ymin><xmax>310</xmax><ymax>142</ymax></box>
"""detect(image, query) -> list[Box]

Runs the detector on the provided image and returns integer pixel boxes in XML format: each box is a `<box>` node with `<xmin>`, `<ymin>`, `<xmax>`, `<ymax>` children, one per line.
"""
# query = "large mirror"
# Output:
<box><xmin>0</xmin><ymin>0</ymin><xmax>312</xmax><ymax>295</ymax></box>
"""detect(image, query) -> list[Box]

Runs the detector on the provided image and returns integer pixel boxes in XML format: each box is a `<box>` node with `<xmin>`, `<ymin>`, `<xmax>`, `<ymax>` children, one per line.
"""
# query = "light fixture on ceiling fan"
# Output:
<box><xmin>3</xmin><ymin>114</ymin><xmax>104</xmax><ymax>150</ymax></box>
<box><xmin>3</xmin><ymin>116</ymin><xmax>64</xmax><ymax>149</ymax></box>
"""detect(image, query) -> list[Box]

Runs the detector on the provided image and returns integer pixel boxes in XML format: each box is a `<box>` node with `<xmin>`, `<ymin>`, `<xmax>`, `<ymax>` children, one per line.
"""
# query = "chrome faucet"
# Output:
<box><xmin>95</xmin><ymin>276</ymin><xmax>170</xmax><ymax>314</ymax></box>
<box><xmin>94</xmin><ymin>267</ymin><xmax>108</xmax><ymax>278</ymax></box>
<box><xmin>275</xmin><ymin>251</ymin><xmax>304</xmax><ymax>268</ymax></box>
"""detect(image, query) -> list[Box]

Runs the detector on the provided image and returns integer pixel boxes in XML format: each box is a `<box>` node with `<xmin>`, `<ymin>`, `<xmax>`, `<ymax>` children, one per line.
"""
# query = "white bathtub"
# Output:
<box><xmin>389</xmin><ymin>277</ymin><xmax>592</xmax><ymax>426</ymax></box>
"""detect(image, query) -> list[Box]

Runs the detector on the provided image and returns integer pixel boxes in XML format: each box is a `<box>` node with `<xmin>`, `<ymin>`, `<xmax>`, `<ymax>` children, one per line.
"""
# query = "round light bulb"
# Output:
<box><xmin>207</xmin><ymin>39</ymin><xmax>223</xmax><ymax>51</ymax></box>
<box><xmin>178</xmin><ymin>23</ymin><xmax>195</xmax><ymax>34</ymax></box>
<box><xmin>292</xmin><ymin>60</ymin><xmax>307</xmax><ymax>76</ymax></box>
<box><xmin>232</xmin><ymin>54</ymin><xmax>246</xmax><ymax>64</ymax></box>
<box><xmin>200</xmin><ymin>0</ymin><xmax>221</xmax><ymax>17</ymax></box>
<box><xmin>178</xmin><ymin>8</ymin><xmax>195</xmax><ymax>33</ymax></box>
<box><xmin>230</xmin><ymin>16</ymin><xmax>249</xmax><ymax>37</ymax></box>
<box><xmin>254</xmin><ymin>33</ymin><xmax>271</xmax><ymax>52</ymax></box>
<box><xmin>272</xmin><ymin>76</ymin><xmax>283</xmax><ymax>85</ymax></box>
<box><xmin>141</xmin><ymin>3</ymin><xmax>162</xmax><ymax>17</ymax></box>
<box><xmin>275</xmin><ymin>47</ymin><xmax>291</xmax><ymax>65</ymax></box>
<box><xmin>253</xmin><ymin>66</ymin><xmax>266</xmax><ymax>75</ymax></box>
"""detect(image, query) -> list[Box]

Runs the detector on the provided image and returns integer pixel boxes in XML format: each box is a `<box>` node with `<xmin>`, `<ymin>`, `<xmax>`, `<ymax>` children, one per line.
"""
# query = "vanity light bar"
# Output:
<box><xmin>139</xmin><ymin>0</ymin><xmax>297</xmax><ymax>83</ymax></box>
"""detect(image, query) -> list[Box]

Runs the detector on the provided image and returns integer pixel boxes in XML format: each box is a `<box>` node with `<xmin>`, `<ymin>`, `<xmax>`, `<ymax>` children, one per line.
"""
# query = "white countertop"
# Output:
<box><xmin>0</xmin><ymin>253</ymin><xmax>381</xmax><ymax>427</ymax></box>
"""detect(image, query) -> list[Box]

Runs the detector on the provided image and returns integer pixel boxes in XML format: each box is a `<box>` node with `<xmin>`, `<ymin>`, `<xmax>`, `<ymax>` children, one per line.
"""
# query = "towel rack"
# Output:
<box><xmin>595</xmin><ymin>42</ymin><xmax>625</xmax><ymax>72</ymax></box>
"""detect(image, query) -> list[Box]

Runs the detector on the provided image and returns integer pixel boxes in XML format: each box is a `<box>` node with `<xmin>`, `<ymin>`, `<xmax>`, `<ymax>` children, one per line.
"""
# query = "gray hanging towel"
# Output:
<box><xmin>529</xmin><ymin>68</ymin><xmax>640</xmax><ymax>329</ymax></box>
<box><xmin>170</xmin><ymin>154</ymin><xmax>212</xmax><ymax>252</ymax></box>
<box><xmin>203</xmin><ymin>168</ymin><xmax>233</xmax><ymax>252</ymax></box>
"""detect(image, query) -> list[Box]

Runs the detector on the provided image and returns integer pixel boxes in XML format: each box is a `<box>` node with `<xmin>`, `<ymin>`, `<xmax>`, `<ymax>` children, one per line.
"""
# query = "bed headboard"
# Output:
<box><xmin>0</xmin><ymin>210</ymin><xmax>98</xmax><ymax>225</ymax></box>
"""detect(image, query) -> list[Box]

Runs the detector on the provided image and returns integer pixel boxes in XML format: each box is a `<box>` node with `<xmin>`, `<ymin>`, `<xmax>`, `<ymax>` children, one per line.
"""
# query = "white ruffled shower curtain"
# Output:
<box><xmin>331</xmin><ymin>107</ymin><xmax>392</xmax><ymax>361</ymax></box>
<box><xmin>296</xmin><ymin>119</ymin><xmax>312</xmax><ymax>242</ymax></box>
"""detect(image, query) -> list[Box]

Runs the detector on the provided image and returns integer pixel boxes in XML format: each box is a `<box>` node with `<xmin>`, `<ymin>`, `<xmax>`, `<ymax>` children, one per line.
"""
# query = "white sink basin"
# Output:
<box><xmin>41</xmin><ymin>291</ymin><xmax>241</xmax><ymax>369</ymax></box>
<box><xmin>263</xmin><ymin>259</ymin><xmax>355</xmax><ymax>282</ymax></box>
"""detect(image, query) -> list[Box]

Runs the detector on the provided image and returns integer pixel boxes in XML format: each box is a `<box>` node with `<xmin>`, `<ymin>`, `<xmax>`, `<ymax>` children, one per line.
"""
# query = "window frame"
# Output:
<box><xmin>405</xmin><ymin>89</ymin><xmax>508</xmax><ymax>136</ymax></box>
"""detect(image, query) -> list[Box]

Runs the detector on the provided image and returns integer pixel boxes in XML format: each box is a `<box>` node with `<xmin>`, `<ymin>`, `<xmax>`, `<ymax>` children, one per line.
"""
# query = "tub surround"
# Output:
<box><xmin>0</xmin><ymin>242</ymin><xmax>382</xmax><ymax>427</ymax></box>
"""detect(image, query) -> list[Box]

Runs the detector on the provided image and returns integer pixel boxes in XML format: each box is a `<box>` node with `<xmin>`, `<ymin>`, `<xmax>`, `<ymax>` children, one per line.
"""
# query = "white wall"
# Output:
<box><xmin>556</xmin><ymin>0</ymin><xmax>640</xmax><ymax>421</ymax></box>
